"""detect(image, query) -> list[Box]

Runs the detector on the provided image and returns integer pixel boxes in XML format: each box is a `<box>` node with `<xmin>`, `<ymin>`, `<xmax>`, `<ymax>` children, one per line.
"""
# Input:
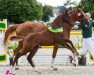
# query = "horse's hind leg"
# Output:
<box><xmin>9</xmin><ymin>50</ymin><xmax>26</xmax><ymax>73</ymax></box>
<box><xmin>12</xmin><ymin>41</ymin><xmax>23</xmax><ymax>69</ymax></box>
<box><xmin>12</xmin><ymin>49</ymin><xmax>26</xmax><ymax>66</ymax></box>
<box><xmin>27</xmin><ymin>46</ymin><xmax>39</xmax><ymax>70</ymax></box>
<box><xmin>51</xmin><ymin>44</ymin><xmax>59</xmax><ymax>70</ymax></box>
<box><xmin>14</xmin><ymin>41</ymin><xmax>23</xmax><ymax>56</ymax></box>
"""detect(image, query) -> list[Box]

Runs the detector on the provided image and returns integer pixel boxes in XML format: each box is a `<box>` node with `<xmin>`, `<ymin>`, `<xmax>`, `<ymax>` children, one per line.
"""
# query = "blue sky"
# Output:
<box><xmin>37</xmin><ymin>0</ymin><xmax>81</xmax><ymax>7</ymax></box>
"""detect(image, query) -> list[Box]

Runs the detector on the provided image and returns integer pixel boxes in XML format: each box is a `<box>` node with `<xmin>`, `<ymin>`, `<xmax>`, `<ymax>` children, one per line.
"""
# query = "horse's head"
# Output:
<box><xmin>62</xmin><ymin>10</ymin><xmax>74</xmax><ymax>27</ymax></box>
<box><xmin>52</xmin><ymin>10</ymin><xmax>74</xmax><ymax>28</ymax></box>
<box><xmin>69</xmin><ymin>8</ymin><xmax>89</xmax><ymax>25</ymax></box>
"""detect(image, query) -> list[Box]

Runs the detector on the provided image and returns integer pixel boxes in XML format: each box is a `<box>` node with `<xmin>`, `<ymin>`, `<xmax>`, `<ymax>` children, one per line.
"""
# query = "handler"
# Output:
<box><xmin>72</xmin><ymin>13</ymin><xmax>94</xmax><ymax>60</ymax></box>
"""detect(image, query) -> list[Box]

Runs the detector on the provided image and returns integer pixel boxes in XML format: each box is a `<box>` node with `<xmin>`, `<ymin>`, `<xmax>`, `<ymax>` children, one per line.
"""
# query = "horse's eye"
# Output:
<box><xmin>77</xmin><ymin>13</ymin><xmax>81</xmax><ymax>16</ymax></box>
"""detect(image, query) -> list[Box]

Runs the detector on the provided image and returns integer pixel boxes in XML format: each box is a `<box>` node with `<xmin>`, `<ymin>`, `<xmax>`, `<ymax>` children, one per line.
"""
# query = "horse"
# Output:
<box><xmin>4</xmin><ymin>8</ymin><xmax>88</xmax><ymax>68</ymax></box>
<box><xmin>11</xmin><ymin>10</ymin><xmax>76</xmax><ymax>68</ymax></box>
<box><xmin>4</xmin><ymin>9</ymin><xmax>88</xmax><ymax>70</ymax></box>
<box><xmin>9</xmin><ymin>8</ymin><xmax>89</xmax><ymax>71</ymax></box>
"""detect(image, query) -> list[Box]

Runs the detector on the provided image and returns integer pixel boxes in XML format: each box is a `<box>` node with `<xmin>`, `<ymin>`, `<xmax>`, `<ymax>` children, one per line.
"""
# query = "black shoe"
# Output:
<box><xmin>78</xmin><ymin>57</ymin><xmax>86</xmax><ymax>66</ymax></box>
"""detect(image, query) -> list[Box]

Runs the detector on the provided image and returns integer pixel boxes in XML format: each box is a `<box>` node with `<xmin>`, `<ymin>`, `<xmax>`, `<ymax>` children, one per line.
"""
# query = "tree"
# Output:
<box><xmin>59</xmin><ymin>6</ymin><xmax>67</xmax><ymax>13</ymax></box>
<box><xmin>27</xmin><ymin>0</ymin><xmax>43</xmax><ymax>20</ymax></box>
<box><xmin>42</xmin><ymin>5</ymin><xmax>53</xmax><ymax>22</ymax></box>
<box><xmin>59</xmin><ymin>0</ymin><xmax>78</xmax><ymax>13</ymax></box>
<box><xmin>0</xmin><ymin>0</ymin><xmax>43</xmax><ymax>24</ymax></box>
<box><xmin>78</xmin><ymin>0</ymin><xmax>94</xmax><ymax>19</ymax></box>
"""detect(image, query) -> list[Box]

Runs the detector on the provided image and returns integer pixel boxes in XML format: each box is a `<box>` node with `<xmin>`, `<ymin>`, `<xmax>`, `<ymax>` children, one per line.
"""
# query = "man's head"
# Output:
<box><xmin>84</xmin><ymin>13</ymin><xmax>91</xmax><ymax>26</ymax></box>
<box><xmin>85</xmin><ymin>13</ymin><xmax>91</xmax><ymax>19</ymax></box>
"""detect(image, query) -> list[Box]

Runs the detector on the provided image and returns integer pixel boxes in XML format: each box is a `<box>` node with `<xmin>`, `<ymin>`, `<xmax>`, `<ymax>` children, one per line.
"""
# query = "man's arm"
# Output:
<box><xmin>72</xmin><ymin>25</ymin><xmax>79</xmax><ymax>30</ymax></box>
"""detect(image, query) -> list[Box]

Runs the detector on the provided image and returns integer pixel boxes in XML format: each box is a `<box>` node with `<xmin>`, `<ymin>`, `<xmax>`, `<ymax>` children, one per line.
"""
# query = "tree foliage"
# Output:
<box><xmin>42</xmin><ymin>5</ymin><xmax>53</xmax><ymax>22</ymax></box>
<box><xmin>0</xmin><ymin>0</ymin><xmax>43</xmax><ymax>23</ymax></box>
<box><xmin>59</xmin><ymin>0</ymin><xmax>78</xmax><ymax>13</ymax></box>
<box><xmin>78</xmin><ymin>0</ymin><xmax>94</xmax><ymax>19</ymax></box>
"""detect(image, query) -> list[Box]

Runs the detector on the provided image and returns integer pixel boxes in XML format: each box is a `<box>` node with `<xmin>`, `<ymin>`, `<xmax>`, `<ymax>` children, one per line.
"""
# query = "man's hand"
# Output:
<box><xmin>72</xmin><ymin>25</ymin><xmax>79</xmax><ymax>30</ymax></box>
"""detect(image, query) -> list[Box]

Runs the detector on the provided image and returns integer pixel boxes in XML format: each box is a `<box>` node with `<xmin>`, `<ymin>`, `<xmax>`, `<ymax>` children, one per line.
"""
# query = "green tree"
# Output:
<box><xmin>27</xmin><ymin>0</ymin><xmax>43</xmax><ymax>20</ymax></box>
<box><xmin>42</xmin><ymin>5</ymin><xmax>53</xmax><ymax>22</ymax></box>
<box><xmin>59</xmin><ymin>0</ymin><xmax>78</xmax><ymax>13</ymax></box>
<box><xmin>0</xmin><ymin>0</ymin><xmax>43</xmax><ymax>24</ymax></box>
<box><xmin>59</xmin><ymin>6</ymin><xmax>66</xmax><ymax>13</ymax></box>
<box><xmin>78</xmin><ymin>0</ymin><xmax>94</xmax><ymax>19</ymax></box>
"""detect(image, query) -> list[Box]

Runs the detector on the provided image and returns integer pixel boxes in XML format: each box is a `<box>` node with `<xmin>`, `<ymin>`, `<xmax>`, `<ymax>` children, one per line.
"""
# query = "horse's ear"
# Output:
<box><xmin>77</xmin><ymin>7</ymin><xmax>79</xmax><ymax>10</ymax></box>
<box><xmin>77</xmin><ymin>7</ymin><xmax>80</xmax><ymax>11</ymax></box>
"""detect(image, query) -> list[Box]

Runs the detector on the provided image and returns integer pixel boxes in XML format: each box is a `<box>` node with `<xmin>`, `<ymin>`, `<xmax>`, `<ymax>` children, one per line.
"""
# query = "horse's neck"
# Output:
<box><xmin>51</xmin><ymin>19</ymin><xmax>62</xmax><ymax>29</ymax></box>
<box><xmin>69</xmin><ymin>10</ymin><xmax>77</xmax><ymax>22</ymax></box>
<box><xmin>64</xmin><ymin>23</ymin><xmax>71</xmax><ymax>32</ymax></box>
<box><xmin>62</xmin><ymin>24</ymin><xmax>71</xmax><ymax>39</ymax></box>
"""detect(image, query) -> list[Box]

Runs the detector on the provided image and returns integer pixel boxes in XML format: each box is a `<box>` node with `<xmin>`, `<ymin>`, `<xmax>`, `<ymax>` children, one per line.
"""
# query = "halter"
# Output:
<box><xmin>45</xmin><ymin>23</ymin><xmax>63</xmax><ymax>33</ymax></box>
<box><xmin>77</xmin><ymin>8</ymin><xmax>86</xmax><ymax>22</ymax></box>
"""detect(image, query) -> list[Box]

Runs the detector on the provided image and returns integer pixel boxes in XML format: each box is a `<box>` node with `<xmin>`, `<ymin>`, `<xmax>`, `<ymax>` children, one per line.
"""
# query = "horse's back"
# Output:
<box><xmin>16</xmin><ymin>21</ymin><xmax>45</xmax><ymax>37</ymax></box>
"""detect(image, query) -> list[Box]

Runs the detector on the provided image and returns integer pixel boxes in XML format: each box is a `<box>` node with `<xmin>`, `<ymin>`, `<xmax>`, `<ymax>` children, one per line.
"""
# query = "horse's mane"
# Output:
<box><xmin>68</xmin><ymin>8</ymin><xmax>76</xmax><ymax>14</ymax></box>
<box><xmin>68</xmin><ymin>8</ymin><xmax>82</xmax><ymax>14</ymax></box>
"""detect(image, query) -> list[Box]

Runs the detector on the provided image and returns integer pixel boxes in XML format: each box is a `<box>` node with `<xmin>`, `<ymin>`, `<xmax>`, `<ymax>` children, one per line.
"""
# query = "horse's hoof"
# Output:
<box><xmin>72</xmin><ymin>63</ymin><xmax>76</xmax><ymax>66</ymax></box>
<box><xmin>34</xmin><ymin>70</ymin><xmax>42</xmax><ymax>73</ymax></box>
<box><xmin>15</xmin><ymin>67</ymin><xmax>19</xmax><ymax>70</ymax></box>
<box><xmin>53</xmin><ymin>68</ymin><xmax>58</xmax><ymax>70</ymax></box>
<box><xmin>33</xmin><ymin>67</ymin><xmax>41</xmax><ymax>73</ymax></box>
<box><xmin>73</xmin><ymin>64</ymin><xmax>76</xmax><ymax>66</ymax></box>
<box><xmin>76</xmin><ymin>52</ymin><xmax>79</xmax><ymax>55</ymax></box>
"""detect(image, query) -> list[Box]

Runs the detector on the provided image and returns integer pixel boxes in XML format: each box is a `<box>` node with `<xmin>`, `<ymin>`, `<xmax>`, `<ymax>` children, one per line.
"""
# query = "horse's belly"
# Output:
<box><xmin>39</xmin><ymin>40</ymin><xmax>54</xmax><ymax>46</ymax></box>
<box><xmin>40</xmin><ymin>43</ymin><xmax>54</xmax><ymax>46</ymax></box>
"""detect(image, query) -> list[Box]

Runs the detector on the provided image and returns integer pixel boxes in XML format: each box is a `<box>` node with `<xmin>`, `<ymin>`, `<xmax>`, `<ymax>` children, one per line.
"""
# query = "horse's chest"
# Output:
<box><xmin>53</xmin><ymin>36</ymin><xmax>63</xmax><ymax>42</ymax></box>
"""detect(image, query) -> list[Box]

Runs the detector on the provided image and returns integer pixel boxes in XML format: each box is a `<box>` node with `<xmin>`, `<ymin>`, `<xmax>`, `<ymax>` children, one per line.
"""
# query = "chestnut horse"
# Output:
<box><xmin>4</xmin><ymin>8</ymin><xmax>88</xmax><ymax>70</ymax></box>
<box><xmin>7</xmin><ymin>11</ymin><xmax>74</xmax><ymax>68</ymax></box>
<box><xmin>9</xmin><ymin>10</ymin><xmax>76</xmax><ymax>70</ymax></box>
<box><xmin>9</xmin><ymin>8</ymin><xmax>88</xmax><ymax>70</ymax></box>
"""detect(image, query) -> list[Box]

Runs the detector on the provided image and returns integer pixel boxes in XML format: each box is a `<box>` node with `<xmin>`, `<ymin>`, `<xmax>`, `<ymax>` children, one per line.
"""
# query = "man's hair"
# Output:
<box><xmin>85</xmin><ymin>13</ymin><xmax>91</xmax><ymax>18</ymax></box>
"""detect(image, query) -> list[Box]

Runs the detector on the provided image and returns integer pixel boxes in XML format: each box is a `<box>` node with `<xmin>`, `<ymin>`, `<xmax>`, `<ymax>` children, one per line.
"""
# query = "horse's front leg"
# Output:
<box><xmin>62</xmin><ymin>40</ymin><xmax>79</xmax><ymax>66</ymax></box>
<box><xmin>65</xmin><ymin>40</ymin><xmax>79</xmax><ymax>55</ymax></box>
<box><xmin>64</xmin><ymin>40</ymin><xmax>79</xmax><ymax>66</ymax></box>
<box><xmin>51</xmin><ymin>44</ymin><xmax>59</xmax><ymax>70</ymax></box>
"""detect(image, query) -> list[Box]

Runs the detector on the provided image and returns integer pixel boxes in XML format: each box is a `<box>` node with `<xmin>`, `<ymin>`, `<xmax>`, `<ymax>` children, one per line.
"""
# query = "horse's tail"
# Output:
<box><xmin>9</xmin><ymin>36</ymin><xmax>25</xmax><ymax>41</ymax></box>
<box><xmin>3</xmin><ymin>24</ymin><xmax>19</xmax><ymax>52</ymax></box>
